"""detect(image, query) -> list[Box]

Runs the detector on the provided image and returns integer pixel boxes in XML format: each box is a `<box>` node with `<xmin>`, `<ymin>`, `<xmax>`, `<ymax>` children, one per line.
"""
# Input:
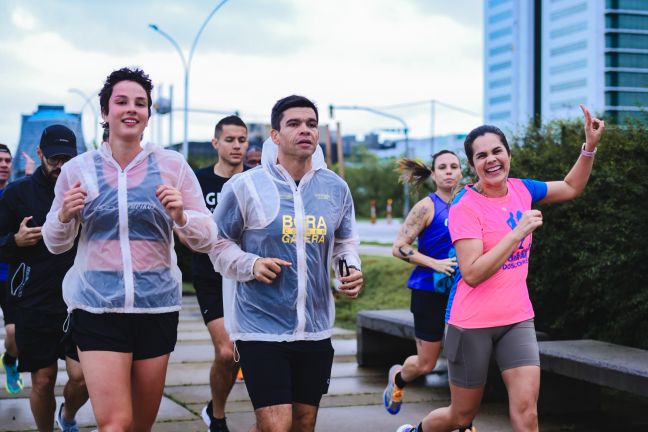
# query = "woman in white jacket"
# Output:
<box><xmin>43</xmin><ymin>67</ymin><xmax>217</xmax><ymax>431</ymax></box>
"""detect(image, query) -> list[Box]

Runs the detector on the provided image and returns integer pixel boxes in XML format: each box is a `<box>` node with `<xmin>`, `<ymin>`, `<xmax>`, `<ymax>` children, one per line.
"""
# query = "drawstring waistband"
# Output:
<box><xmin>10</xmin><ymin>263</ymin><xmax>29</xmax><ymax>297</ymax></box>
<box><xmin>62</xmin><ymin>313</ymin><xmax>71</xmax><ymax>333</ymax></box>
<box><xmin>233</xmin><ymin>340</ymin><xmax>240</xmax><ymax>363</ymax></box>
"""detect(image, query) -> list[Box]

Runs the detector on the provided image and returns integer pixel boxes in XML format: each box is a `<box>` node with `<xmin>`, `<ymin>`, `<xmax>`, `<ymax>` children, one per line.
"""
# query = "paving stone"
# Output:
<box><xmin>177</xmin><ymin>320</ymin><xmax>211</xmax><ymax>332</ymax></box>
<box><xmin>0</xmin><ymin>395</ymin><xmax>192</xmax><ymax>431</ymax></box>
<box><xmin>169</xmin><ymin>338</ymin><xmax>356</xmax><ymax>364</ymax></box>
<box><xmin>221</xmin><ymin>401</ymin><xmax>515</xmax><ymax>432</ymax></box>
<box><xmin>163</xmin><ymin>360</ymin><xmax>383</xmax><ymax>388</ymax></box>
<box><xmin>5</xmin><ymin>294</ymin><xmax>632</xmax><ymax>431</ymax></box>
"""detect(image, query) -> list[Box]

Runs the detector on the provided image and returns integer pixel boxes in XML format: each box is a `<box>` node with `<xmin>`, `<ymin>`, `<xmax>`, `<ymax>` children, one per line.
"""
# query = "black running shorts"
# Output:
<box><xmin>410</xmin><ymin>289</ymin><xmax>449</xmax><ymax>342</ymax></box>
<box><xmin>71</xmin><ymin>309</ymin><xmax>179</xmax><ymax>361</ymax></box>
<box><xmin>193</xmin><ymin>280</ymin><xmax>224</xmax><ymax>325</ymax></box>
<box><xmin>15</xmin><ymin>307</ymin><xmax>79</xmax><ymax>372</ymax></box>
<box><xmin>237</xmin><ymin>339</ymin><xmax>335</xmax><ymax>409</ymax></box>
<box><xmin>0</xmin><ymin>279</ymin><xmax>16</xmax><ymax>325</ymax></box>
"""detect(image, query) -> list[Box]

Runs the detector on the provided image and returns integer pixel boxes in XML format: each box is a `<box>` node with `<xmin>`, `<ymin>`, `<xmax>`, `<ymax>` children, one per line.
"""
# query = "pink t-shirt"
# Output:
<box><xmin>448</xmin><ymin>178</ymin><xmax>545</xmax><ymax>328</ymax></box>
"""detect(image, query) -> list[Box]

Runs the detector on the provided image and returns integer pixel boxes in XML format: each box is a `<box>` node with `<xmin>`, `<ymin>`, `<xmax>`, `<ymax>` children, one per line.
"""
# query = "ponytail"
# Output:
<box><xmin>397</xmin><ymin>158</ymin><xmax>432</xmax><ymax>188</ymax></box>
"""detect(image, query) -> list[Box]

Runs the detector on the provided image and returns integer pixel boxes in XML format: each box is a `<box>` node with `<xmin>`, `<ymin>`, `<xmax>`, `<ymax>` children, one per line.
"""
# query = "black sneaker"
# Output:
<box><xmin>201</xmin><ymin>400</ymin><xmax>230</xmax><ymax>432</ymax></box>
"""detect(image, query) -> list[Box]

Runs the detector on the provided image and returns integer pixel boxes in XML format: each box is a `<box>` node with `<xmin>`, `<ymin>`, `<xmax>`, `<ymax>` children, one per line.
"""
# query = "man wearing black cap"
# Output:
<box><xmin>0</xmin><ymin>125</ymin><xmax>88</xmax><ymax>432</ymax></box>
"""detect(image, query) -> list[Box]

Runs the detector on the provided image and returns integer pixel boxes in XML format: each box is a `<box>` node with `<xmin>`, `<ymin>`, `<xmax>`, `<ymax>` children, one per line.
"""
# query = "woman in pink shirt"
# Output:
<box><xmin>396</xmin><ymin>105</ymin><xmax>604</xmax><ymax>432</ymax></box>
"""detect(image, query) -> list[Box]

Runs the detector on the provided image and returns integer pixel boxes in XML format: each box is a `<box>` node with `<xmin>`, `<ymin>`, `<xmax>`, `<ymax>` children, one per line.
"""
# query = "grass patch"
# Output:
<box><xmin>360</xmin><ymin>240</ymin><xmax>393</xmax><ymax>246</ymax></box>
<box><xmin>334</xmin><ymin>254</ymin><xmax>411</xmax><ymax>329</ymax></box>
<box><xmin>182</xmin><ymin>281</ymin><xmax>195</xmax><ymax>295</ymax></box>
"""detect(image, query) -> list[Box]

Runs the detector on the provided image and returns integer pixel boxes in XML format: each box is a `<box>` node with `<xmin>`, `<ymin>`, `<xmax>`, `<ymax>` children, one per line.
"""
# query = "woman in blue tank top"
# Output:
<box><xmin>382</xmin><ymin>150</ymin><xmax>473</xmax><ymax>428</ymax></box>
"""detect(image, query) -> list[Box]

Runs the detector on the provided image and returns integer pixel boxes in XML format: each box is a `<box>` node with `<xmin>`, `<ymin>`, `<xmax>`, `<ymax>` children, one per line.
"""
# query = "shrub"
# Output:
<box><xmin>511</xmin><ymin>118</ymin><xmax>648</xmax><ymax>348</ymax></box>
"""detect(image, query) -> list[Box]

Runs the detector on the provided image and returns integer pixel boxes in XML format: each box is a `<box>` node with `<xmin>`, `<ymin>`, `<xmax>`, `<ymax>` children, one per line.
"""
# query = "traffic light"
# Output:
<box><xmin>329</xmin><ymin>105</ymin><xmax>334</xmax><ymax>118</ymax></box>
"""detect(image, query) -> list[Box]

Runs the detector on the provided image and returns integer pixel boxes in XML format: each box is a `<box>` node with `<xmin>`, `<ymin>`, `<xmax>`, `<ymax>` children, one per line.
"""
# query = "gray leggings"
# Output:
<box><xmin>444</xmin><ymin>319</ymin><xmax>540</xmax><ymax>388</ymax></box>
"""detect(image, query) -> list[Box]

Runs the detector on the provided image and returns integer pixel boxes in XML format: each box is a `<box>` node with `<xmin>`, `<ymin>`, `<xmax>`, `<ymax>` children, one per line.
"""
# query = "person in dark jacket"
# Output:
<box><xmin>0</xmin><ymin>143</ymin><xmax>24</xmax><ymax>395</ymax></box>
<box><xmin>0</xmin><ymin>125</ymin><xmax>88</xmax><ymax>432</ymax></box>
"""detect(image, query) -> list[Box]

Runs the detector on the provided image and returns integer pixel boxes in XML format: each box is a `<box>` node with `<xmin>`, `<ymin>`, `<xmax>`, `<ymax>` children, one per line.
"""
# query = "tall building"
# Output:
<box><xmin>484</xmin><ymin>0</ymin><xmax>537</xmax><ymax>128</ymax></box>
<box><xmin>15</xmin><ymin>105</ymin><xmax>87</xmax><ymax>177</ymax></box>
<box><xmin>484</xmin><ymin>0</ymin><xmax>648</xmax><ymax>129</ymax></box>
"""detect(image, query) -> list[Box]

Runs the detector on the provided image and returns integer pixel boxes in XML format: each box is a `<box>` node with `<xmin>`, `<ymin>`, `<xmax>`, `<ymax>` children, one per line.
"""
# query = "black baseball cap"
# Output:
<box><xmin>39</xmin><ymin>125</ymin><xmax>77</xmax><ymax>158</ymax></box>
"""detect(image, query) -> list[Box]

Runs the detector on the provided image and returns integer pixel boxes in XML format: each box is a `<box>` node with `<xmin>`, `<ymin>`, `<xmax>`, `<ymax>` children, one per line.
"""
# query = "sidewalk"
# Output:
<box><xmin>0</xmin><ymin>297</ymin><xmax>476</xmax><ymax>431</ymax></box>
<box><xmin>1</xmin><ymin>297</ymin><xmax>593</xmax><ymax>431</ymax></box>
<box><xmin>356</xmin><ymin>219</ymin><xmax>401</xmax><ymax>244</ymax></box>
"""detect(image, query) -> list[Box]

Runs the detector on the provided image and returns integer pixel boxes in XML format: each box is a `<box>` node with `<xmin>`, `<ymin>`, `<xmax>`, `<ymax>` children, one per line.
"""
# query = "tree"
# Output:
<box><xmin>341</xmin><ymin>146</ymin><xmax>427</xmax><ymax>219</ymax></box>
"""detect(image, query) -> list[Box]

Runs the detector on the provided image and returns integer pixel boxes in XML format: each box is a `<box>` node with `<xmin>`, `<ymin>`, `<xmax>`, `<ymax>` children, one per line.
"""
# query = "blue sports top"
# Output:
<box><xmin>85</xmin><ymin>153</ymin><xmax>168</xmax><ymax>242</ymax></box>
<box><xmin>407</xmin><ymin>193</ymin><xmax>454</xmax><ymax>291</ymax></box>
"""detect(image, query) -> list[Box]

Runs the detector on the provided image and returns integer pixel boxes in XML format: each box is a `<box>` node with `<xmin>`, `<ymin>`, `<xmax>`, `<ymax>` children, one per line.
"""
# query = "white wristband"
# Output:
<box><xmin>581</xmin><ymin>143</ymin><xmax>597</xmax><ymax>157</ymax></box>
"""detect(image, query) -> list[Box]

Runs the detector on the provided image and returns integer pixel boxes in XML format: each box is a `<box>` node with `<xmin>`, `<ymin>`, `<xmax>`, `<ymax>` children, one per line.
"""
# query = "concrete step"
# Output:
<box><xmin>221</xmin><ymin>401</ymin><xmax>514</xmax><ymax>432</ymax></box>
<box><xmin>165</xmin><ymin>367</ymin><xmax>449</xmax><ymax>413</ymax></box>
<box><xmin>0</xmin><ymin>338</ymin><xmax>359</xmax><ymax>390</ymax></box>
<box><xmin>170</xmin><ymin>338</ymin><xmax>357</xmax><ymax>363</ymax></box>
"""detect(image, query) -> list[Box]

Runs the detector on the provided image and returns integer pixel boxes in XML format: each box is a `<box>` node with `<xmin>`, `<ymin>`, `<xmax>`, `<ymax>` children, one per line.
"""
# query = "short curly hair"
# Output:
<box><xmin>99</xmin><ymin>67</ymin><xmax>153</xmax><ymax>117</ymax></box>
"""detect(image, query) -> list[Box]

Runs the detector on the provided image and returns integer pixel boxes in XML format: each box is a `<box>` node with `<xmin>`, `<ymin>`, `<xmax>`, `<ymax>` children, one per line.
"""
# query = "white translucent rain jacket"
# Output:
<box><xmin>43</xmin><ymin>142</ymin><xmax>217</xmax><ymax>314</ymax></box>
<box><xmin>209</xmin><ymin>139</ymin><xmax>361</xmax><ymax>342</ymax></box>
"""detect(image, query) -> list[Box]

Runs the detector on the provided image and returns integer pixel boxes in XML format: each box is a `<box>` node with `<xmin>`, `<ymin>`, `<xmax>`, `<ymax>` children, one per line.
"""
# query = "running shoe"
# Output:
<box><xmin>201</xmin><ymin>400</ymin><xmax>230</xmax><ymax>432</ymax></box>
<box><xmin>396</xmin><ymin>425</ymin><xmax>416</xmax><ymax>432</ymax></box>
<box><xmin>1</xmin><ymin>352</ymin><xmax>24</xmax><ymax>394</ymax></box>
<box><xmin>383</xmin><ymin>364</ymin><xmax>405</xmax><ymax>415</ymax></box>
<box><xmin>56</xmin><ymin>402</ymin><xmax>79</xmax><ymax>432</ymax></box>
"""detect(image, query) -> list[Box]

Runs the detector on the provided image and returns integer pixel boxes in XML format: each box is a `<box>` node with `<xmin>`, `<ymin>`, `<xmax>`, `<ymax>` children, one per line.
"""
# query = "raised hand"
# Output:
<box><xmin>253</xmin><ymin>257</ymin><xmax>292</xmax><ymax>284</ymax></box>
<box><xmin>156</xmin><ymin>185</ymin><xmax>186</xmax><ymax>226</ymax></box>
<box><xmin>59</xmin><ymin>181</ymin><xmax>87</xmax><ymax>223</ymax></box>
<box><xmin>22</xmin><ymin>151</ymin><xmax>35</xmax><ymax>176</ymax></box>
<box><xmin>580</xmin><ymin>104</ymin><xmax>605</xmax><ymax>150</ymax></box>
<box><xmin>14</xmin><ymin>216</ymin><xmax>42</xmax><ymax>247</ymax></box>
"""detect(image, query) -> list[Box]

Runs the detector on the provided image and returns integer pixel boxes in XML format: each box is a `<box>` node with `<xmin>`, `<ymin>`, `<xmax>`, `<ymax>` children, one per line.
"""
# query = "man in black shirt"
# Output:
<box><xmin>0</xmin><ymin>125</ymin><xmax>88</xmax><ymax>432</ymax></box>
<box><xmin>193</xmin><ymin>116</ymin><xmax>249</xmax><ymax>432</ymax></box>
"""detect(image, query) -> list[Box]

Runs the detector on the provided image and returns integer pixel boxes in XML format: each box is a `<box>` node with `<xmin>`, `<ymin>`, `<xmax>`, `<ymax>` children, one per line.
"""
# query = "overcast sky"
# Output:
<box><xmin>0</xmin><ymin>0</ymin><xmax>483</xmax><ymax>151</ymax></box>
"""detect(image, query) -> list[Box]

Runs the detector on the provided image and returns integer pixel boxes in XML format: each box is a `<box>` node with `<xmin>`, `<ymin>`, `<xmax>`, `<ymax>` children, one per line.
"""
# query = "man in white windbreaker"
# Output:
<box><xmin>209</xmin><ymin>95</ymin><xmax>364</xmax><ymax>432</ymax></box>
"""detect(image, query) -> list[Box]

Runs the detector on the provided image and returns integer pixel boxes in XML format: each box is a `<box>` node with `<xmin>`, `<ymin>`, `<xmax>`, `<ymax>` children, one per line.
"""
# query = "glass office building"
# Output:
<box><xmin>484</xmin><ymin>0</ymin><xmax>648</xmax><ymax>129</ymax></box>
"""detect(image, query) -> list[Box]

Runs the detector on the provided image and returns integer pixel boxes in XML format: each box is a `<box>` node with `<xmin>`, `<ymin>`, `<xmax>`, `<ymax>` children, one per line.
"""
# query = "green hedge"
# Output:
<box><xmin>510</xmin><ymin>118</ymin><xmax>648</xmax><ymax>348</ymax></box>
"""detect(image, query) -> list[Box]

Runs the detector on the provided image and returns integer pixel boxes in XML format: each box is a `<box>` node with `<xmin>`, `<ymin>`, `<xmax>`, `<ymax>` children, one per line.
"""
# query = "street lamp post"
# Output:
<box><xmin>329</xmin><ymin>104</ymin><xmax>411</xmax><ymax>218</ymax></box>
<box><xmin>149</xmin><ymin>0</ymin><xmax>230</xmax><ymax>160</ymax></box>
<box><xmin>69</xmin><ymin>88</ymin><xmax>99</xmax><ymax>150</ymax></box>
<box><xmin>375</xmin><ymin>98</ymin><xmax>482</xmax><ymax>155</ymax></box>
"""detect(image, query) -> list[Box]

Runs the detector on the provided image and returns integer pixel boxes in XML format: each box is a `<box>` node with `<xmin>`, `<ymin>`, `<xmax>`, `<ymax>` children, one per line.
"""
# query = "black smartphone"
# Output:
<box><xmin>338</xmin><ymin>258</ymin><xmax>350</xmax><ymax>277</ymax></box>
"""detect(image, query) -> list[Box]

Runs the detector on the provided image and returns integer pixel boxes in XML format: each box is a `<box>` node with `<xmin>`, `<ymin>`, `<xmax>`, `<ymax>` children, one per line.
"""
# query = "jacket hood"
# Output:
<box><xmin>261</xmin><ymin>137</ymin><xmax>327</xmax><ymax>171</ymax></box>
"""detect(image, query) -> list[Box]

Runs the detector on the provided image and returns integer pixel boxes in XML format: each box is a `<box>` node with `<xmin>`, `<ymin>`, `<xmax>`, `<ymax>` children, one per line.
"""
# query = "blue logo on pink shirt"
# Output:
<box><xmin>503</xmin><ymin>210</ymin><xmax>530</xmax><ymax>270</ymax></box>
